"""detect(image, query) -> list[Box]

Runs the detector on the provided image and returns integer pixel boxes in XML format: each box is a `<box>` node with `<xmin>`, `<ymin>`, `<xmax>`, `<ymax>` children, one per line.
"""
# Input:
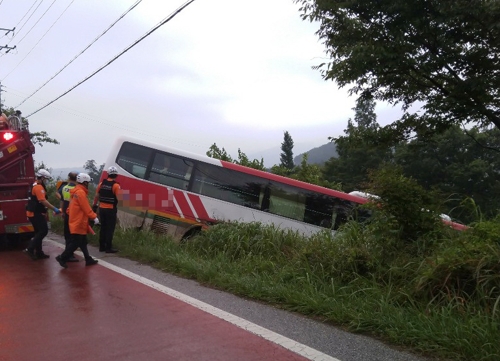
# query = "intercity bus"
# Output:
<box><xmin>100</xmin><ymin>136</ymin><xmax>466</xmax><ymax>241</ymax></box>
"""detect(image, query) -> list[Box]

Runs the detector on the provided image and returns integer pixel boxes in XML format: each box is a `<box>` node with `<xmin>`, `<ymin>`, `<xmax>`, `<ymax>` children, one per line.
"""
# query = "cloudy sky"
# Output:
<box><xmin>1</xmin><ymin>0</ymin><xmax>398</xmax><ymax>170</ymax></box>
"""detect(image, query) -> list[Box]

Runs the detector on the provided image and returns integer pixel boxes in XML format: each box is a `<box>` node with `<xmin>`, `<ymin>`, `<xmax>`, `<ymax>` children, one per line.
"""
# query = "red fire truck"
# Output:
<box><xmin>0</xmin><ymin>112</ymin><xmax>36</xmax><ymax>243</ymax></box>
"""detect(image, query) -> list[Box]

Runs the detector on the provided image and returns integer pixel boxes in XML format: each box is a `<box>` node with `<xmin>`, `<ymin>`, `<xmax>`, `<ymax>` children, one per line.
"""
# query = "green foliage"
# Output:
<box><xmin>366</xmin><ymin>164</ymin><xmax>443</xmax><ymax>243</ymax></box>
<box><xmin>29</xmin><ymin>130</ymin><xmax>59</xmax><ymax>147</ymax></box>
<box><xmin>206</xmin><ymin>143</ymin><xmax>233</xmax><ymax>162</ymax></box>
<box><xmin>183</xmin><ymin>221</ymin><xmax>303</xmax><ymax>262</ymax></box>
<box><xmin>295</xmin><ymin>0</ymin><xmax>500</xmax><ymax>136</ymax></box>
<box><xmin>279</xmin><ymin>131</ymin><xmax>295</xmax><ymax>170</ymax></box>
<box><xmin>235</xmin><ymin>149</ymin><xmax>265</xmax><ymax>170</ymax></box>
<box><xmin>291</xmin><ymin>153</ymin><xmax>342</xmax><ymax>189</ymax></box>
<box><xmin>206</xmin><ymin>143</ymin><xmax>265</xmax><ymax>170</ymax></box>
<box><xmin>394</xmin><ymin>125</ymin><xmax>500</xmax><ymax>222</ymax></box>
<box><xmin>93</xmin><ymin>218</ymin><xmax>500</xmax><ymax>360</ymax></box>
<box><xmin>323</xmin><ymin>96</ymin><xmax>392</xmax><ymax>191</ymax></box>
<box><xmin>269</xmin><ymin>164</ymin><xmax>289</xmax><ymax>177</ymax></box>
<box><xmin>34</xmin><ymin>161</ymin><xmax>52</xmax><ymax>174</ymax></box>
<box><xmin>414</xmin><ymin>230</ymin><xmax>500</xmax><ymax>309</ymax></box>
<box><xmin>83</xmin><ymin>159</ymin><xmax>104</xmax><ymax>184</ymax></box>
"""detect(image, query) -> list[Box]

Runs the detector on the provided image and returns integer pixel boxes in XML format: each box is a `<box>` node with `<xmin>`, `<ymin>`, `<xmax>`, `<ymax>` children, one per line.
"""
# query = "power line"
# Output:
<box><xmin>12</xmin><ymin>0</ymin><xmax>142</xmax><ymax>106</ymax></box>
<box><xmin>4</xmin><ymin>84</ymin><xmax>209</xmax><ymax>150</ymax></box>
<box><xmin>25</xmin><ymin>0</ymin><xmax>196</xmax><ymax>118</ymax></box>
<box><xmin>13</xmin><ymin>0</ymin><xmax>57</xmax><ymax>47</ymax></box>
<box><xmin>2</xmin><ymin>0</ymin><xmax>75</xmax><ymax>81</ymax></box>
<box><xmin>4</xmin><ymin>0</ymin><xmax>45</xmax><ymax>46</ymax></box>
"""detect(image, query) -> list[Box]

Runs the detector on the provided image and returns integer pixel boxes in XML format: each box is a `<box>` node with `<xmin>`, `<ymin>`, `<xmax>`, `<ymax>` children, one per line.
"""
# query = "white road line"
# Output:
<box><xmin>47</xmin><ymin>238</ymin><xmax>340</xmax><ymax>361</ymax></box>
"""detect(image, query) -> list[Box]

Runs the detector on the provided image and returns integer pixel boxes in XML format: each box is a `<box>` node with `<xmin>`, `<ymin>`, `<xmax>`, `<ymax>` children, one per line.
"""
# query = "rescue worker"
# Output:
<box><xmin>58</xmin><ymin>172</ymin><xmax>78</xmax><ymax>262</ymax></box>
<box><xmin>56</xmin><ymin>173</ymin><xmax>99</xmax><ymax>268</ymax></box>
<box><xmin>0</xmin><ymin>112</ymin><xmax>10</xmax><ymax>130</ymax></box>
<box><xmin>24</xmin><ymin>169</ymin><xmax>61</xmax><ymax>260</ymax></box>
<box><xmin>92</xmin><ymin>166</ymin><xmax>120</xmax><ymax>253</ymax></box>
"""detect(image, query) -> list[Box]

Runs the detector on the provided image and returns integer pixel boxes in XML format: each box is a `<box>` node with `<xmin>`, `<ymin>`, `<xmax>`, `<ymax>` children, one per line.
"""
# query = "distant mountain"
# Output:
<box><xmin>293</xmin><ymin>142</ymin><xmax>338</xmax><ymax>166</ymax></box>
<box><xmin>249</xmin><ymin>140</ymin><xmax>337</xmax><ymax>168</ymax></box>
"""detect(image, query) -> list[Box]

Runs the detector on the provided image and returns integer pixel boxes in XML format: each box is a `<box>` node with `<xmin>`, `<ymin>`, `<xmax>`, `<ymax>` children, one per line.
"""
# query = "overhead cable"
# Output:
<box><xmin>25</xmin><ymin>0</ymin><xmax>196</xmax><ymax>118</ymax></box>
<box><xmin>4</xmin><ymin>0</ymin><xmax>44</xmax><ymax>46</ymax></box>
<box><xmin>6</xmin><ymin>84</ymin><xmax>207</xmax><ymax>149</ymax></box>
<box><xmin>14</xmin><ymin>0</ymin><xmax>57</xmax><ymax>47</ymax></box>
<box><xmin>2</xmin><ymin>0</ymin><xmax>76</xmax><ymax>81</ymax></box>
<box><xmin>12</xmin><ymin>0</ymin><xmax>143</xmax><ymax>106</ymax></box>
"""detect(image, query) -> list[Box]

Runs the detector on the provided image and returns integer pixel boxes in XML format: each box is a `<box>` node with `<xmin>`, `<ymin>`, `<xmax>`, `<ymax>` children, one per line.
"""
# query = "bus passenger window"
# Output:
<box><xmin>268</xmin><ymin>184</ymin><xmax>306</xmax><ymax>222</ymax></box>
<box><xmin>116</xmin><ymin>142</ymin><xmax>152</xmax><ymax>179</ymax></box>
<box><xmin>149</xmin><ymin>153</ymin><xmax>193</xmax><ymax>190</ymax></box>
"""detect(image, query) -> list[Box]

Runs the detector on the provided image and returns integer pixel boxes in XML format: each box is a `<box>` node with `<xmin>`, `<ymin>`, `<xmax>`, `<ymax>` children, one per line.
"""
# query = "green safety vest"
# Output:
<box><xmin>62</xmin><ymin>183</ymin><xmax>76</xmax><ymax>201</ymax></box>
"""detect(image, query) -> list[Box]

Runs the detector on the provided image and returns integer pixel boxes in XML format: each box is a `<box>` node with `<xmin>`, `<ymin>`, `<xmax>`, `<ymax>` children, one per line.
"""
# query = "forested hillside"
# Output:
<box><xmin>293</xmin><ymin>142</ymin><xmax>338</xmax><ymax>166</ymax></box>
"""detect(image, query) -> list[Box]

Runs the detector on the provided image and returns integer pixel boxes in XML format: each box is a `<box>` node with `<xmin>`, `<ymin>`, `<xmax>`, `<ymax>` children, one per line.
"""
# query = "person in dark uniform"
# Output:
<box><xmin>93</xmin><ymin>166</ymin><xmax>121</xmax><ymax>253</ymax></box>
<box><xmin>58</xmin><ymin>171</ymin><xmax>79</xmax><ymax>262</ymax></box>
<box><xmin>25</xmin><ymin>169</ymin><xmax>61</xmax><ymax>260</ymax></box>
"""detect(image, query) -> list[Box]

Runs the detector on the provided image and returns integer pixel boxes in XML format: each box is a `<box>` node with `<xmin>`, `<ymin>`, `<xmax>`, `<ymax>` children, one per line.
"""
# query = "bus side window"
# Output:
<box><xmin>268</xmin><ymin>184</ymin><xmax>306</xmax><ymax>222</ymax></box>
<box><xmin>132</xmin><ymin>165</ymin><xmax>146</xmax><ymax>179</ymax></box>
<box><xmin>149</xmin><ymin>153</ymin><xmax>193</xmax><ymax>190</ymax></box>
<box><xmin>332</xmin><ymin>201</ymin><xmax>354</xmax><ymax>230</ymax></box>
<box><xmin>116</xmin><ymin>142</ymin><xmax>152</xmax><ymax>178</ymax></box>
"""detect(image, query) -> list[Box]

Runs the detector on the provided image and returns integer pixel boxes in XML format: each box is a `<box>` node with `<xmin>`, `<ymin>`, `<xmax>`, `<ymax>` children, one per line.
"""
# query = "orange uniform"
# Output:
<box><xmin>68</xmin><ymin>184</ymin><xmax>97</xmax><ymax>235</ymax></box>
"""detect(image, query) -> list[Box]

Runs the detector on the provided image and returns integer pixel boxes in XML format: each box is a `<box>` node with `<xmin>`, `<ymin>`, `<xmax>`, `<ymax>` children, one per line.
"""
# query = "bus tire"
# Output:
<box><xmin>181</xmin><ymin>227</ymin><xmax>201</xmax><ymax>242</ymax></box>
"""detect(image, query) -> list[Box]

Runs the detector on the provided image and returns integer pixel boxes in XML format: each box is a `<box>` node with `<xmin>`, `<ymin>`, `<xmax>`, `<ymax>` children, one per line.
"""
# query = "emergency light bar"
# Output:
<box><xmin>2</xmin><ymin>132</ymin><xmax>14</xmax><ymax>141</ymax></box>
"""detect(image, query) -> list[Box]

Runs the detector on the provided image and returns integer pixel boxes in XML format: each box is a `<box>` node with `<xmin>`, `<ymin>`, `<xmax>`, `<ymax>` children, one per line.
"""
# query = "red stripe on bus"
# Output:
<box><xmin>187</xmin><ymin>193</ymin><xmax>212</xmax><ymax>221</ymax></box>
<box><xmin>173</xmin><ymin>189</ymin><xmax>196</xmax><ymax>220</ymax></box>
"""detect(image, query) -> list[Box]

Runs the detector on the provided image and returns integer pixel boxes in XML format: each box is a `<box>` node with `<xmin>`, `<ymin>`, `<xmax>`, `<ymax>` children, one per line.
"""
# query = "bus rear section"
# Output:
<box><xmin>0</xmin><ymin>126</ymin><xmax>36</xmax><ymax>242</ymax></box>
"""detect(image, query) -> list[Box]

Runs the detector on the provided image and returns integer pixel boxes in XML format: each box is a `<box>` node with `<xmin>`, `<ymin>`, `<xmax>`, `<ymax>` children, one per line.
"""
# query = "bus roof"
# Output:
<box><xmin>111</xmin><ymin>135</ymin><xmax>370</xmax><ymax>205</ymax></box>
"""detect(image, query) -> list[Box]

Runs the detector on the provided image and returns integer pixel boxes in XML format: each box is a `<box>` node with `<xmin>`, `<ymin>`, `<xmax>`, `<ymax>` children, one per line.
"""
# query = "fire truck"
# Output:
<box><xmin>0</xmin><ymin>112</ymin><xmax>36</xmax><ymax>243</ymax></box>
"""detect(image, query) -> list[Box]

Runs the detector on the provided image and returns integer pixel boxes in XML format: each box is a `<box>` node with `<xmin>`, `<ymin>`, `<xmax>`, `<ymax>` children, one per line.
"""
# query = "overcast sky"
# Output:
<box><xmin>0</xmin><ymin>0</ymin><xmax>399</xmax><ymax>170</ymax></box>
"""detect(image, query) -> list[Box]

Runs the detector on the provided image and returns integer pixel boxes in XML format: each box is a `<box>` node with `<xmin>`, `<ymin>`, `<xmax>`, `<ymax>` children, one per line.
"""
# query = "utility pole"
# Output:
<box><xmin>0</xmin><ymin>27</ymin><xmax>16</xmax><ymax>54</ymax></box>
<box><xmin>0</xmin><ymin>81</ymin><xmax>4</xmax><ymax>113</ymax></box>
<box><xmin>0</xmin><ymin>26</ymin><xmax>16</xmax><ymax>112</ymax></box>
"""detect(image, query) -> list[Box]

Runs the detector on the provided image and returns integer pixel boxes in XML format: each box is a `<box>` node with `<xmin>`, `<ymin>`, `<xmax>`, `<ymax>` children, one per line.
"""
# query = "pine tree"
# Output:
<box><xmin>279</xmin><ymin>131</ymin><xmax>294</xmax><ymax>170</ymax></box>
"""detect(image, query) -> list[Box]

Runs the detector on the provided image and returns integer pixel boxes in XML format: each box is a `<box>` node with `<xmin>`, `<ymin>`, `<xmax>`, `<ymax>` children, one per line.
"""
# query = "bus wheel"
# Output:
<box><xmin>181</xmin><ymin>227</ymin><xmax>201</xmax><ymax>242</ymax></box>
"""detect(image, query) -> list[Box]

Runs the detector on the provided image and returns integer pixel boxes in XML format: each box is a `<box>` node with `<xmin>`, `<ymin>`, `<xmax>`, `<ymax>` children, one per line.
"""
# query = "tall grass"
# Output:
<box><xmin>46</xmin><ymin>166</ymin><xmax>500</xmax><ymax>360</ymax></box>
<box><xmin>67</xmin><ymin>218</ymin><xmax>499</xmax><ymax>361</ymax></box>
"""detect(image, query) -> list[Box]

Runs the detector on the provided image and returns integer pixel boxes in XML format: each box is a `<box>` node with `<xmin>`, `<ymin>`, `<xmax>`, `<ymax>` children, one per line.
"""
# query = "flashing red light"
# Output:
<box><xmin>2</xmin><ymin>132</ymin><xmax>14</xmax><ymax>141</ymax></box>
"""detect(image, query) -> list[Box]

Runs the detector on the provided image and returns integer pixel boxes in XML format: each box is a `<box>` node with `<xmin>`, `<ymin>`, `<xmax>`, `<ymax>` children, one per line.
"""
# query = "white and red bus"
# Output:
<box><xmin>100</xmin><ymin>136</ymin><xmax>467</xmax><ymax>241</ymax></box>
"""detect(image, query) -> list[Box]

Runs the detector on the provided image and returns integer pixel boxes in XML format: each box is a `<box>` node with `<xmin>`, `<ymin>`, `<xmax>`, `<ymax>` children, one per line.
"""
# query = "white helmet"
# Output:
<box><xmin>108</xmin><ymin>166</ymin><xmax>118</xmax><ymax>175</ymax></box>
<box><xmin>36</xmin><ymin>169</ymin><xmax>52</xmax><ymax>180</ymax></box>
<box><xmin>76</xmin><ymin>173</ymin><xmax>92</xmax><ymax>184</ymax></box>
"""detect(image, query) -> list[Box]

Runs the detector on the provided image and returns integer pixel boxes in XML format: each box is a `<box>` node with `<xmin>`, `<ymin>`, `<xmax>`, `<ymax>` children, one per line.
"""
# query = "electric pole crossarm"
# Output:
<box><xmin>0</xmin><ymin>27</ymin><xmax>15</xmax><ymax>35</ymax></box>
<box><xmin>0</xmin><ymin>45</ymin><xmax>16</xmax><ymax>53</ymax></box>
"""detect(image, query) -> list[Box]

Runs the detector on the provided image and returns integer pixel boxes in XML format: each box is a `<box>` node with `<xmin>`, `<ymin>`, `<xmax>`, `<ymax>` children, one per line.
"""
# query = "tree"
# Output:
<box><xmin>235</xmin><ymin>149</ymin><xmax>265</xmax><ymax>171</ymax></box>
<box><xmin>296</xmin><ymin>0</ymin><xmax>500</xmax><ymax>140</ymax></box>
<box><xmin>393</xmin><ymin>125</ymin><xmax>500</xmax><ymax>222</ymax></box>
<box><xmin>279</xmin><ymin>131</ymin><xmax>294</xmax><ymax>170</ymax></box>
<box><xmin>83</xmin><ymin>160</ymin><xmax>103</xmax><ymax>185</ymax></box>
<box><xmin>1</xmin><ymin>107</ymin><xmax>59</xmax><ymax>146</ymax></box>
<box><xmin>206</xmin><ymin>143</ymin><xmax>233</xmax><ymax>162</ymax></box>
<box><xmin>323</xmin><ymin>96</ymin><xmax>392</xmax><ymax>191</ymax></box>
<box><xmin>292</xmin><ymin>154</ymin><xmax>342</xmax><ymax>190</ymax></box>
<box><xmin>206</xmin><ymin>143</ymin><xmax>266</xmax><ymax>170</ymax></box>
<box><xmin>35</xmin><ymin>161</ymin><xmax>52</xmax><ymax>174</ymax></box>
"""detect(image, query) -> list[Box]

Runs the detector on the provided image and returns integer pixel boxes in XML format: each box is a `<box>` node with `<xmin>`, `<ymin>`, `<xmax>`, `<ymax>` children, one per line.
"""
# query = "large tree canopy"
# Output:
<box><xmin>295</xmin><ymin>0</ymin><xmax>500</xmax><ymax>138</ymax></box>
